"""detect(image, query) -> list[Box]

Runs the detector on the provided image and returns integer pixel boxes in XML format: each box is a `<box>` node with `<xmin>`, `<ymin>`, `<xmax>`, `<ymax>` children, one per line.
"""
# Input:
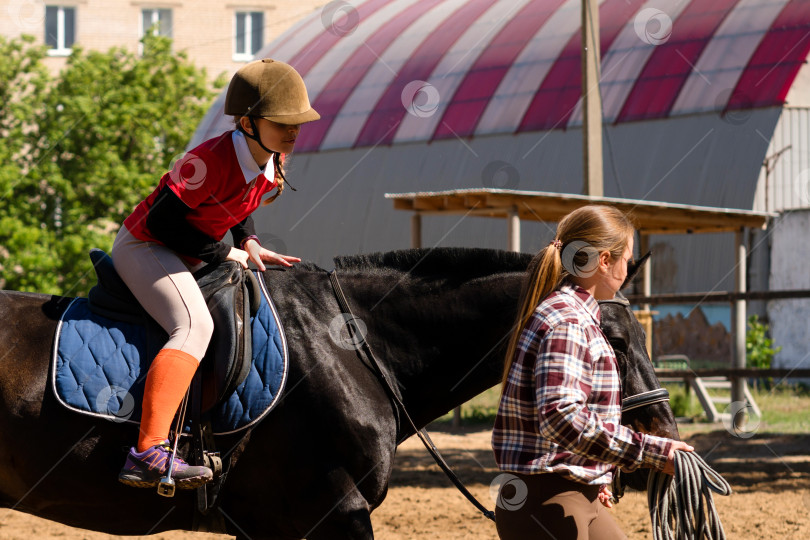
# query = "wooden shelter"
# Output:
<box><xmin>386</xmin><ymin>188</ymin><xmax>774</xmax><ymax>419</ymax></box>
<box><xmin>386</xmin><ymin>188</ymin><xmax>770</xmax><ymax>243</ymax></box>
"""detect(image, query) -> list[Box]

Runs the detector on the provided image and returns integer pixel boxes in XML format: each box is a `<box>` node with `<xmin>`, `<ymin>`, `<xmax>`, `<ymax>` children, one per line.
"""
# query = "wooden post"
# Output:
<box><xmin>731</xmin><ymin>228</ymin><xmax>747</xmax><ymax>429</ymax></box>
<box><xmin>508</xmin><ymin>208</ymin><xmax>521</xmax><ymax>253</ymax></box>
<box><xmin>411</xmin><ymin>213</ymin><xmax>422</xmax><ymax>249</ymax></box>
<box><xmin>639</xmin><ymin>233</ymin><xmax>653</xmax><ymax>359</ymax></box>
<box><xmin>639</xmin><ymin>233</ymin><xmax>651</xmax><ymax>311</ymax></box>
<box><xmin>582</xmin><ymin>0</ymin><xmax>603</xmax><ymax>197</ymax></box>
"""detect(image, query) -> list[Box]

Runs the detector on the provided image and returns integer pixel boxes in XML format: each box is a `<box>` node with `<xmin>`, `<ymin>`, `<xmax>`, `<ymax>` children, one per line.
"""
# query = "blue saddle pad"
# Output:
<box><xmin>51</xmin><ymin>271</ymin><xmax>288</xmax><ymax>435</ymax></box>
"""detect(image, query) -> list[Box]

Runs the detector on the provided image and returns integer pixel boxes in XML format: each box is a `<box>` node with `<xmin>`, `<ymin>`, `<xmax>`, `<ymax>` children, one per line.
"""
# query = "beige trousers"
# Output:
<box><xmin>111</xmin><ymin>226</ymin><xmax>213</xmax><ymax>361</ymax></box>
<box><xmin>495</xmin><ymin>472</ymin><xmax>627</xmax><ymax>540</ymax></box>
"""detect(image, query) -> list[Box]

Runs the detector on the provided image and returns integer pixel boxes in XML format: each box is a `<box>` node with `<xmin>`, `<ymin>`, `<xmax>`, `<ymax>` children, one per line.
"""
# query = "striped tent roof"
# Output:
<box><xmin>193</xmin><ymin>0</ymin><xmax>810</xmax><ymax>152</ymax></box>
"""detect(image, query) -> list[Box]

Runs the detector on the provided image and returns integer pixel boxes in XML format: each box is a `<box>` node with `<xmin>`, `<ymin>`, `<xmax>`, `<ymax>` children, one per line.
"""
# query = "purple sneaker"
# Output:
<box><xmin>118</xmin><ymin>441</ymin><xmax>213</xmax><ymax>489</ymax></box>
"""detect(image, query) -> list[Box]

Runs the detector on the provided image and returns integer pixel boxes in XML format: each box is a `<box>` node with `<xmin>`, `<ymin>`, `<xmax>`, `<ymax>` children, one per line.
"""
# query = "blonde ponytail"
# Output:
<box><xmin>502</xmin><ymin>243</ymin><xmax>562</xmax><ymax>384</ymax></box>
<box><xmin>500</xmin><ymin>205</ymin><xmax>635</xmax><ymax>386</ymax></box>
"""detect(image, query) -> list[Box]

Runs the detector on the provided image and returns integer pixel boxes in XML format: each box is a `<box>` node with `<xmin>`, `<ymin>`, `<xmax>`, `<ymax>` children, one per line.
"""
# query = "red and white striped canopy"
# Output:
<box><xmin>194</xmin><ymin>0</ymin><xmax>810</xmax><ymax>153</ymax></box>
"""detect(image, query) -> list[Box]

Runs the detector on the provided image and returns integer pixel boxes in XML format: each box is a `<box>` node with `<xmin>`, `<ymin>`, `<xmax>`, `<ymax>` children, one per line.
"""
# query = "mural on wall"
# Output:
<box><xmin>653</xmin><ymin>309</ymin><xmax>731</xmax><ymax>366</ymax></box>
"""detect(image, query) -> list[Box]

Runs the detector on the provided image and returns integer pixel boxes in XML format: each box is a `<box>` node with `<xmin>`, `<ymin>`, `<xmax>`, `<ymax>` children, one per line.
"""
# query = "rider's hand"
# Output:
<box><xmin>226</xmin><ymin>246</ymin><xmax>249</xmax><ymax>269</ymax></box>
<box><xmin>598</xmin><ymin>485</ymin><xmax>614</xmax><ymax>508</ymax></box>
<box><xmin>244</xmin><ymin>239</ymin><xmax>301</xmax><ymax>271</ymax></box>
<box><xmin>662</xmin><ymin>441</ymin><xmax>695</xmax><ymax>475</ymax></box>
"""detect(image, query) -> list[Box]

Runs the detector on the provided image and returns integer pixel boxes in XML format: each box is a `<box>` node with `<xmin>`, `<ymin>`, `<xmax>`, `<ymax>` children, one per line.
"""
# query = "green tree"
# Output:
<box><xmin>0</xmin><ymin>34</ymin><xmax>53</xmax><ymax>292</ymax></box>
<box><xmin>0</xmin><ymin>34</ymin><xmax>225</xmax><ymax>295</ymax></box>
<box><xmin>746</xmin><ymin>315</ymin><xmax>781</xmax><ymax>369</ymax></box>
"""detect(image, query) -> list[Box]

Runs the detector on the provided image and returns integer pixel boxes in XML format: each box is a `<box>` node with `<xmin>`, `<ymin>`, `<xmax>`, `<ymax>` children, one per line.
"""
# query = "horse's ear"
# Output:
<box><xmin>621</xmin><ymin>250</ymin><xmax>651</xmax><ymax>291</ymax></box>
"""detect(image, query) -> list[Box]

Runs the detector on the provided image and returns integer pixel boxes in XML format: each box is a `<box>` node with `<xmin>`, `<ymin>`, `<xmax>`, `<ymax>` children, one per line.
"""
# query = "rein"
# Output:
<box><xmin>619</xmin><ymin>386</ymin><xmax>731</xmax><ymax>539</ymax></box>
<box><xmin>328</xmin><ymin>270</ymin><xmax>496</xmax><ymax>522</ymax></box>
<box><xmin>648</xmin><ymin>452</ymin><xmax>731</xmax><ymax>539</ymax></box>
<box><xmin>622</xmin><ymin>388</ymin><xmax>670</xmax><ymax>413</ymax></box>
<box><xmin>610</xmin><ymin>387</ymin><xmax>672</xmax><ymax>504</ymax></box>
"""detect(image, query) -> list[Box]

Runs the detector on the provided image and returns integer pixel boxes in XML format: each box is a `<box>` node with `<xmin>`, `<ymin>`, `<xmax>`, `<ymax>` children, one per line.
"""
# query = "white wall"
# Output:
<box><xmin>767</xmin><ymin>210</ymin><xmax>810</xmax><ymax>371</ymax></box>
<box><xmin>753</xmin><ymin>107</ymin><xmax>810</xmax><ymax>213</ymax></box>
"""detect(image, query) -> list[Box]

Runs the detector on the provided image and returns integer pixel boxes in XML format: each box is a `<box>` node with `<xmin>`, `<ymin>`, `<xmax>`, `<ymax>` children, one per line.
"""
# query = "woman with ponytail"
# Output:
<box><xmin>113</xmin><ymin>59</ymin><xmax>319</xmax><ymax>489</ymax></box>
<box><xmin>491</xmin><ymin>205</ymin><xmax>692</xmax><ymax>539</ymax></box>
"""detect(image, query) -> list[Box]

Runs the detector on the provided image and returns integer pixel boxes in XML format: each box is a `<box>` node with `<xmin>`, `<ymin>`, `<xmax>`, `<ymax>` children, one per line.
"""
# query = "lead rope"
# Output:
<box><xmin>648</xmin><ymin>450</ymin><xmax>731</xmax><ymax>540</ymax></box>
<box><xmin>328</xmin><ymin>270</ymin><xmax>496</xmax><ymax>522</ymax></box>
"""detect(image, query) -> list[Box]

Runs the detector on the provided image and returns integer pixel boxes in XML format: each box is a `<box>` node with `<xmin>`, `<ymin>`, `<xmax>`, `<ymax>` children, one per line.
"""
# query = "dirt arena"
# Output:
<box><xmin>1</xmin><ymin>427</ymin><xmax>808</xmax><ymax>539</ymax></box>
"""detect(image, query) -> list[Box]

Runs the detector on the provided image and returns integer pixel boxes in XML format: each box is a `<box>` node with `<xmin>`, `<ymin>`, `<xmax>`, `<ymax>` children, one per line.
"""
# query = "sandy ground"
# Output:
<box><xmin>1</xmin><ymin>427</ymin><xmax>808</xmax><ymax>539</ymax></box>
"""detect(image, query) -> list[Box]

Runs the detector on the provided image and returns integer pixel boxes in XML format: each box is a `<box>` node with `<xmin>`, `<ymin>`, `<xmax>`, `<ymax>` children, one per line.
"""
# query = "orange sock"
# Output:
<box><xmin>137</xmin><ymin>348</ymin><xmax>200</xmax><ymax>452</ymax></box>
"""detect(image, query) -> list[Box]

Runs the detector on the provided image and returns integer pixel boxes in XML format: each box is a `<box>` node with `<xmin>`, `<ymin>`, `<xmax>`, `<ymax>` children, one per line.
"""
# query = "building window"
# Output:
<box><xmin>45</xmin><ymin>5</ymin><xmax>75</xmax><ymax>56</ymax></box>
<box><xmin>234</xmin><ymin>11</ymin><xmax>264</xmax><ymax>61</ymax></box>
<box><xmin>141</xmin><ymin>8</ymin><xmax>172</xmax><ymax>38</ymax></box>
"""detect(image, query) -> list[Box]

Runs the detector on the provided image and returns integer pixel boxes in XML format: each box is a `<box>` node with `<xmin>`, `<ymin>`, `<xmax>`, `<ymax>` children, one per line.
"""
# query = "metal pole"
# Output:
<box><xmin>732</xmin><ymin>228</ymin><xmax>747</xmax><ymax>429</ymax></box>
<box><xmin>582</xmin><ymin>0</ymin><xmax>603</xmax><ymax>197</ymax></box>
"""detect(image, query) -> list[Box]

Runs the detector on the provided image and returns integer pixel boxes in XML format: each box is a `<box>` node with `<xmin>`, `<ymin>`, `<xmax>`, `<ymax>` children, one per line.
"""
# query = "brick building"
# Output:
<box><xmin>0</xmin><ymin>0</ymin><xmax>326</xmax><ymax>78</ymax></box>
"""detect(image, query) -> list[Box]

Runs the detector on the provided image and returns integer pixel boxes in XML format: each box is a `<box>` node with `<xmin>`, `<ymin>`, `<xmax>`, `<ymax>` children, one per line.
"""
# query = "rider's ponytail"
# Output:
<box><xmin>232</xmin><ymin>116</ymin><xmax>288</xmax><ymax>206</ymax></box>
<box><xmin>261</xmin><ymin>152</ymin><xmax>285</xmax><ymax>206</ymax></box>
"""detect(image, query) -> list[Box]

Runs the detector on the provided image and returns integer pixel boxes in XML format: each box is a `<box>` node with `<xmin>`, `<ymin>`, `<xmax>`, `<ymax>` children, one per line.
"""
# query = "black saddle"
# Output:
<box><xmin>87</xmin><ymin>248</ymin><xmax>262</xmax><ymax>412</ymax></box>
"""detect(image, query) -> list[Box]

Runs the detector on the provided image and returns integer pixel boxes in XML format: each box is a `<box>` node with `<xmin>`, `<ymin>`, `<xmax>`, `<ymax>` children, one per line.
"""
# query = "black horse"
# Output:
<box><xmin>0</xmin><ymin>248</ymin><xmax>677</xmax><ymax>539</ymax></box>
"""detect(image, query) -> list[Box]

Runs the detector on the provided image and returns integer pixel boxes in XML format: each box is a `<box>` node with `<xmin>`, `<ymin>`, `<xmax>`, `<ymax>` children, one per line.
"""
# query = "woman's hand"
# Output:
<box><xmin>598</xmin><ymin>485</ymin><xmax>614</xmax><ymax>508</ymax></box>
<box><xmin>226</xmin><ymin>246</ymin><xmax>250</xmax><ymax>269</ymax></box>
<box><xmin>244</xmin><ymin>239</ymin><xmax>301</xmax><ymax>271</ymax></box>
<box><xmin>662</xmin><ymin>441</ymin><xmax>695</xmax><ymax>475</ymax></box>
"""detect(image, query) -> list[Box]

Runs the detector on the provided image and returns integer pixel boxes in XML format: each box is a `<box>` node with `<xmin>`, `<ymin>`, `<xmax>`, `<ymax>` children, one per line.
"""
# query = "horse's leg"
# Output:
<box><xmin>0</xmin><ymin>293</ymin><xmax>196</xmax><ymax>534</ymax></box>
<box><xmin>306</xmin><ymin>508</ymin><xmax>373</xmax><ymax>540</ymax></box>
<box><xmin>0</xmin><ymin>293</ymin><xmax>62</xmax><ymax>506</ymax></box>
<box><xmin>216</xmin><ymin>438</ymin><xmax>387</xmax><ymax>540</ymax></box>
<box><xmin>304</xmin><ymin>478</ymin><xmax>374</xmax><ymax>540</ymax></box>
<box><xmin>221</xmin><ymin>476</ymin><xmax>376</xmax><ymax>540</ymax></box>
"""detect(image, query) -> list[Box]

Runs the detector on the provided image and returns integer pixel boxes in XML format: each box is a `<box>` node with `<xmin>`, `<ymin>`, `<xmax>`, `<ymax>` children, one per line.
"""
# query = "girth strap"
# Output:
<box><xmin>328</xmin><ymin>270</ymin><xmax>496</xmax><ymax>522</ymax></box>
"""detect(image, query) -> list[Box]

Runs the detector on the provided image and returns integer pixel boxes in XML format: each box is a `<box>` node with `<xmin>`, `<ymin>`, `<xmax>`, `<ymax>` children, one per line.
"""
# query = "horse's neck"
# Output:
<box><xmin>342</xmin><ymin>270</ymin><xmax>523</xmax><ymax>430</ymax></box>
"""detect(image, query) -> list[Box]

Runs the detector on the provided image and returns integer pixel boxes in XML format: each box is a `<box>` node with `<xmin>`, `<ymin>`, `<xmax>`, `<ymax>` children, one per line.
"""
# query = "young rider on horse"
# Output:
<box><xmin>113</xmin><ymin>59</ymin><xmax>319</xmax><ymax>489</ymax></box>
<box><xmin>492</xmin><ymin>205</ymin><xmax>694</xmax><ymax>540</ymax></box>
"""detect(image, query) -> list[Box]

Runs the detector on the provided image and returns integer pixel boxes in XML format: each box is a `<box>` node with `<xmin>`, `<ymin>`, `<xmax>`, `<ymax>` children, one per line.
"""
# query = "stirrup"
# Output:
<box><xmin>157</xmin><ymin>389</ymin><xmax>191</xmax><ymax>498</ymax></box>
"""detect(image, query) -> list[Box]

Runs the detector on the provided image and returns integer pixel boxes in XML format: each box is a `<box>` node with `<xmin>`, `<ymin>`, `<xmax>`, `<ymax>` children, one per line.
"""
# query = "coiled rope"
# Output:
<box><xmin>648</xmin><ymin>451</ymin><xmax>732</xmax><ymax>540</ymax></box>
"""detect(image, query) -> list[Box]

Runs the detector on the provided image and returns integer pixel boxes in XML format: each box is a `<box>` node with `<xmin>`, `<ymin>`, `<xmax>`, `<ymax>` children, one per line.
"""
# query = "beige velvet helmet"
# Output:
<box><xmin>225</xmin><ymin>58</ymin><xmax>320</xmax><ymax>125</ymax></box>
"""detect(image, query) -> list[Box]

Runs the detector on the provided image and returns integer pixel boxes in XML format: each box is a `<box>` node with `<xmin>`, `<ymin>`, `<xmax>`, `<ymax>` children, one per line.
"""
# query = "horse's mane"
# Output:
<box><xmin>332</xmin><ymin>247</ymin><xmax>531</xmax><ymax>279</ymax></box>
<box><xmin>294</xmin><ymin>248</ymin><xmax>648</xmax><ymax>285</ymax></box>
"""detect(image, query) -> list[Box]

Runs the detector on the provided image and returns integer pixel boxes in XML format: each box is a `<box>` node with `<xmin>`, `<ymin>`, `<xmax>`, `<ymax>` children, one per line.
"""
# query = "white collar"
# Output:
<box><xmin>232</xmin><ymin>130</ymin><xmax>270</xmax><ymax>183</ymax></box>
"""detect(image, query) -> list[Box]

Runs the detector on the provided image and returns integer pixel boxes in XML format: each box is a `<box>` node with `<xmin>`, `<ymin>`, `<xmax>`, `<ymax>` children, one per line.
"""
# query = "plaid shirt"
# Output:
<box><xmin>492</xmin><ymin>282</ymin><xmax>672</xmax><ymax>485</ymax></box>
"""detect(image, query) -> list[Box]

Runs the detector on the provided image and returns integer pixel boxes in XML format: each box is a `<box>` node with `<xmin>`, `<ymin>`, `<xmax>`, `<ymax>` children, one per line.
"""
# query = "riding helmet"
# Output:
<box><xmin>225</xmin><ymin>58</ymin><xmax>320</xmax><ymax>125</ymax></box>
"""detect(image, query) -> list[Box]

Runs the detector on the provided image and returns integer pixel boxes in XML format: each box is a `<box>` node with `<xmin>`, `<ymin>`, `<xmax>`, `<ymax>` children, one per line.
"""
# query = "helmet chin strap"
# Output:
<box><xmin>238</xmin><ymin>116</ymin><xmax>296</xmax><ymax>191</ymax></box>
<box><xmin>243</xmin><ymin>116</ymin><xmax>276</xmax><ymax>155</ymax></box>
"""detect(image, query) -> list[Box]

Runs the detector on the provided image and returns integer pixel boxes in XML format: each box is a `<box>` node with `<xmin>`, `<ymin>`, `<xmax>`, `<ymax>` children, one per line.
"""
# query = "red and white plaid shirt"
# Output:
<box><xmin>492</xmin><ymin>282</ymin><xmax>672</xmax><ymax>485</ymax></box>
